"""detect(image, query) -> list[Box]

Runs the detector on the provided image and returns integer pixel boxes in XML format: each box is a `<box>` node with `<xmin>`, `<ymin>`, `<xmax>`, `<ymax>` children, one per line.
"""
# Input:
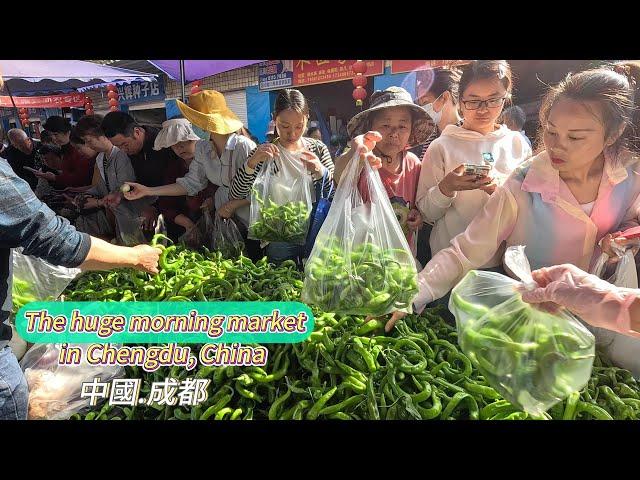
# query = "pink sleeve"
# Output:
<box><xmin>413</xmin><ymin>184</ymin><xmax>519</xmax><ymax>312</ymax></box>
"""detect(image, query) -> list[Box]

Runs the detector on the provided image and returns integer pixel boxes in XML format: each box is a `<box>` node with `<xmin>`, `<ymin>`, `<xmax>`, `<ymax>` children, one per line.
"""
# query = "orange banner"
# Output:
<box><xmin>293</xmin><ymin>60</ymin><xmax>384</xmax><ymax>87</ymax></box>
<box><xmin>0</xmin><ymin>93</ymin><xmax>85</xmax><ymax>109</ymax></box>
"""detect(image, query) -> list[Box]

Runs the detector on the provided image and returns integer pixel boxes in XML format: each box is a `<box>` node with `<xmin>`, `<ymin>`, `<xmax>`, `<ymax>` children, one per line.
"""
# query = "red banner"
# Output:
<box><xmin>0</xmin><ymin>93</ymin><xmax>86</xmax><ymax>109</ymax></box>
<box><xmin>293</xmin><ymin>60</ymin><xmax>384</xmax><ymax>87</ymax></box>
<box><xmin>391</xmin><ymin>60</ymin><xmax>470</xmax><ymax>75</ymax></box>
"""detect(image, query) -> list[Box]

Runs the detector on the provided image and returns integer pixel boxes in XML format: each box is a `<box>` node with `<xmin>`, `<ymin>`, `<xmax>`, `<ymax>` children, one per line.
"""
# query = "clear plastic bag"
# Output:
<box><xmin>590</xmin><ymin>246</ymin><xmax>640</xmax><ymax>378</ymax></box>
<box><xmin>112</xmin><ymin>202</ymin><xmax>146</xmax><ymax>246</ymax></box>
<box><xmin>248</xmin><ymin>145</ymin><xmax>313</xmax><ymax>245</ymax></box>
<box><xmin>211</xmin><ymin>215</ymin><xmax>245</xmax><ymax>259</ymax></box>
<box><xmin>12</xmin><ymin>248</ymin><xmax>81</xmax><ymax>313</ymax></box>
<box><xmin>302</xmin><ymin>149</ymin><xmax>418</xmax><ymax>316</ymax></box>
<box><xmin>450</xmin><ymin>245</ymin><xmax>595</xmax><ymax>416</ymax></box>
<box><xmin>198</xmin><ymin>207</ymin><xmax>216</xmax><ymax>251</ymax></box>
<box><xmin>19</xmin><ymin>343</ymin><xmax>123</xmax><ymax>420</ymax></box>
<box><xmin>178</xmin><ymin>223</ymin><xmax>203</xmax><ymax>250</ymax></box>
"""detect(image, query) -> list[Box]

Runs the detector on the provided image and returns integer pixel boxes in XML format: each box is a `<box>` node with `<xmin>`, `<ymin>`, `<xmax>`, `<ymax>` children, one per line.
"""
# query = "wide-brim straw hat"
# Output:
<box><xmin>176</xmin><ymin>90</ymin><xmax>243</xmax><ymax>135</ymax></box>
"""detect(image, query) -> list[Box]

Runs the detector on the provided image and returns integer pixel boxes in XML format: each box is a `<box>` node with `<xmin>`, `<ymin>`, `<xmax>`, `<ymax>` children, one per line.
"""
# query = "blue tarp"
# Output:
<box><xmin>246</xmin><ymin>86</ymin><xmax>272</xmax><ymax>143</ymax></box>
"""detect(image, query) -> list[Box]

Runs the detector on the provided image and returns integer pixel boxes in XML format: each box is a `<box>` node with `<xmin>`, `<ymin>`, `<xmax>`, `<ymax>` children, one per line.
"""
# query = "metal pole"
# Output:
<box><xmin>180</xmin><ymin>60</ymin><xmax>186</xmax><ymax>103</ymax></box>
<box><xmin>3</xmin><ymin>81</ymin><xmax>26</xmax><ymax>132</ymax></box>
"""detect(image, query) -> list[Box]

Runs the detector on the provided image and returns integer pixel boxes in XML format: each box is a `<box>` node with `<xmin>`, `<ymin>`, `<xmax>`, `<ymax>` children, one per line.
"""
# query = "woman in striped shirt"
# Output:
<box><xmin>229</xmin><ymin>89</ymin><xmax>335</xmax><ymax>266</ymax></box>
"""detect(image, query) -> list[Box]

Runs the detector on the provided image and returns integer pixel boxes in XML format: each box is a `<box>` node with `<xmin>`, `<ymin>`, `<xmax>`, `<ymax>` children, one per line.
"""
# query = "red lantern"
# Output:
<box><xmin>352</xmin><ymin>60</ymin><xmax>367</xmax><ymax>75</ymax></box>
<box><xmin>108</xmin><ymin>98</ymin><xmax>118</xmax><ymax>107</ymax></box>
<box><xmin>352</xmin><ymin>75</ymin><xmax>367</xmax><ymax>88</ymax></box>
<box><xmin>353</xmin><ymin>87</ymin><xmax>367</xmax><ymax>106</ymax></box>
<box><xmin>21</xmin><ymin>119</ymin><xmax>29</xmax><ymax>127</ymax></box>
<box><xmin>107</xmin><ymin>90</ymin><xmax>118</xmax><ymax>100</ymax></box>
<box><xmin>85</xmin><ymin>109</ymin><xmax>94</xmax><ymax>116</ymax></box>
<box><xmin>107</xmin><ymin>84</ymin><xmax>117</xmax><ymax>92</ymax></box>
<box><xmin>191</xmin><ymin>80</ymin><xmax>202</xmax><ymax>95</ymax></box>
<box><xmin>110</xmin><ymin>105</ymin><xmax>119</xmax><ymax>112</ymax></box>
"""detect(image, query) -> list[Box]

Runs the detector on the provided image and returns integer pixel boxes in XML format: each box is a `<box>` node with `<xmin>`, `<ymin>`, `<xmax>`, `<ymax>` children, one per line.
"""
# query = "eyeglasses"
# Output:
<box><xmin>461</xmin><ymin>97</ymin><xmax>507</xmax><ymax>110</ymax></box>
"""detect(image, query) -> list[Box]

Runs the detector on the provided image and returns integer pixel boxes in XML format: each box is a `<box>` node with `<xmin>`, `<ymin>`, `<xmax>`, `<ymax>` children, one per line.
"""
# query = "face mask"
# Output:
<box><xmin>422</xmin><ymin>92</ymin><xmax>445</xmax><ymax>125</ymax></box>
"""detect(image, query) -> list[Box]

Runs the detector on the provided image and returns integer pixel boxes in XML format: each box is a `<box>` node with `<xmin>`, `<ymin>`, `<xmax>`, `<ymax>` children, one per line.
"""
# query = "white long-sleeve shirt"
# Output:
<box><xmin>415</xmin><ymin>124</ymin><xmax>531</xmax><ymax>265</ymax></box>
<box><xmin>413</xmin><ymin>151</ymin><xmax>640</xmax><ymax>312</ymax></box>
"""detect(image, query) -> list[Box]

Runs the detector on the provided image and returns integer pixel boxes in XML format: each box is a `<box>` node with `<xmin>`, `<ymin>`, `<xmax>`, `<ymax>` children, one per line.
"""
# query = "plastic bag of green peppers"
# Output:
<box><xmin>450</xmin><ymin>245</ymin><xmax>595</xmax><ymax>416</ymax></box>
<box><xmin>248</xmin><ymin>145</ymin><xmax>313</xmax><ymax>245</ymax></box>
<box><xmin>302</xmin><ymin>149</ymin><xmax>418</xmax><ymax>317</ymax></box>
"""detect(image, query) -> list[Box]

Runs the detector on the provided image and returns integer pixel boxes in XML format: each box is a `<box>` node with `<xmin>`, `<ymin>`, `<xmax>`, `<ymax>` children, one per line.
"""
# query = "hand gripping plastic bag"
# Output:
<box><xmin>450</xmin><ymin>245</ymin><xmax>595</xmax><ymax>416</ymax></box>
<box><xmin>211</xmin><ymin>215</ymin><xmax>245</xmax><ymax>259</ymax></box>
<box><xmin>12</xmin><ymin>248</ymin><xmax>81</xmax><ymax>313</ymax></box>
<box><xmin>590</xmin><ymin>244</ymin><xmax>640</xmax><ymax>378</ymax></box>
<box><xmin>302</xmin><ymin>149</ymin><xmax>418</xmax><ymax>316</ymax></box>
<box><xmin>248</xmin><ymin>145</ymin><xmax>313</xmax><ymax>245</ymax></box>
<box><xmin>19</xmin><ymin>343</ymin><xmax>123</xmax><ymax>420</ymax></box>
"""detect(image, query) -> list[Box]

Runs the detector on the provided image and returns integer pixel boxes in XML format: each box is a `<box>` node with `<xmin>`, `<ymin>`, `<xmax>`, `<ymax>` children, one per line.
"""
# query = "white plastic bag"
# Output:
<box><xmin>450</xmin><ymin>245</ymin><xmax>595</xmax><ymax>416</ymax></box>
<box><xmin>590</xmin><ymin>246</ymin><xmax>640</xmax><ymax>378</ymax></box>
<box><xmin>19</xmin><ymin>343</ymin><xmax>123</xmax><ymax>420</ymax></box>
<box><xmin>302</xmin><ymin>149</ymin><xmax>418</xmax><ymax>316</ymax></box>
<box><xmin>12</xmin><ymin>248</ymin><xmax>81</xmax><ymax>313</ymax></box>
<box><xmin>248</xmin><ymin>145</ymin><xmax>314</xmax><ymax>245</ymax></box>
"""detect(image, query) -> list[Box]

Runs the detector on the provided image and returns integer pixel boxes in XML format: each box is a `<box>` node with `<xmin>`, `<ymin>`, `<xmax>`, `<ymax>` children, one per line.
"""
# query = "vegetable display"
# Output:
<box><xmin>52</xmin><ymin>238</ymin><xmax>640</xmax><ymax>421</ymax></box>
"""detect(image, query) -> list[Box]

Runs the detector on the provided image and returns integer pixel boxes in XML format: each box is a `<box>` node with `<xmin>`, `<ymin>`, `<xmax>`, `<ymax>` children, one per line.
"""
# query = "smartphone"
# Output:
<box><xmin>463</xmin><ymin>164</ymin><xmax>491</xmax><ymax>177</ymax></box>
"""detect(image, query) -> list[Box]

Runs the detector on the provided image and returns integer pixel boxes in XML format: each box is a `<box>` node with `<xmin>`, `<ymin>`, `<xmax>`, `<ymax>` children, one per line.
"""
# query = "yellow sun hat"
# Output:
<box><xmin>176</xmin><ymin>90</ymin><xmax>243</xmax><ymax>135</ymax></box>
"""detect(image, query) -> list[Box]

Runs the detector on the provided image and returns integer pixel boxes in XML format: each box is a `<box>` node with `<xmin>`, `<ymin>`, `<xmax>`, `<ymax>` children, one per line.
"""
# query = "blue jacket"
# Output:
<box><xmin>0</xmin><ymin>158</ymin><xmax>91</xmax><ymax>340</ymax></box>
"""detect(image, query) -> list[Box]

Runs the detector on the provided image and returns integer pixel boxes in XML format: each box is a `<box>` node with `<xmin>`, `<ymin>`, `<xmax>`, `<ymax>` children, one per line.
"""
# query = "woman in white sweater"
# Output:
<box><xmin>415</xmin><ymin>60</ymin><xmax>532</xmax><ymax>265</ymax></box>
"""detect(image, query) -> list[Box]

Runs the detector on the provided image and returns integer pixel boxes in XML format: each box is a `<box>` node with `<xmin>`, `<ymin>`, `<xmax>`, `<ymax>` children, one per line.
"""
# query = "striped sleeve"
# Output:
<box><xmin>229</xmin><ymin>146</ymin><xmax>260</xmax><ymax>200</ymax></box>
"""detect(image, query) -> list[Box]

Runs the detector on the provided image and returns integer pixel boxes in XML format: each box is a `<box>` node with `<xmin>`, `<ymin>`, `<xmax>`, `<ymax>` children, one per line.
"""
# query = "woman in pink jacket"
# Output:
<box><xmin>354</xmin><ymin>66</ymin><xmax>640</xmax><ymax>331</ymax></box>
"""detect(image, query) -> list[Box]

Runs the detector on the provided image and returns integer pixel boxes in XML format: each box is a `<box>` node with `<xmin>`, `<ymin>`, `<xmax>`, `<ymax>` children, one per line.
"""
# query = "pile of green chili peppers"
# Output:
<box><xmin>302</xmin><ymin>237</ymin><xmax>418</xmax><ymax>317</ymax></box>
<box><xmin>61</xmin><ymin>235</ymin><xmax>640</xmax><ymax>421</ymax></box>
<box><xmin>249</xmin><ymin>190</ymin><xmax>310</xmax><ymax>244</ymax></box>
<box><xmin>453</xmin><ymin>292</ymin><xmax>595</xmax><ymax>416</ymax></box>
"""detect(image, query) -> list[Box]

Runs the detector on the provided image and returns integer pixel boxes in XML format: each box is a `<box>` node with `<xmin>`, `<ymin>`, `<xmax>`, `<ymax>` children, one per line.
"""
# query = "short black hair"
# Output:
<box><xmin>101</xmin><ymin>111</ymin><xmax>139</xmax><ymax>138</ymax></box>
<box><xmin>307</xmin><ymin>126</ymin><xmax>321</xmax><ymax>136</ymax></box>
<box><xmin>502</xmin><ymin>106</ymin><xmax>527</xmax><ymax>130</ymax></box>
<box><xmin>74</xmin><ymin>114</ymin><xmax>105</xmax><ymax>138</ymax></box>
<box><xmin>42</xmin><ymin>116</ymin><xmax>71</xmax><ymax>133</ymax></box>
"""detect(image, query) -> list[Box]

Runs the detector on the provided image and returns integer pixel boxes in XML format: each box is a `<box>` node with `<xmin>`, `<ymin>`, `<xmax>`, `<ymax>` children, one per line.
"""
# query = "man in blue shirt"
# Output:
<box><xmin>0</xmin><ymin>156</ymin><xmax>161</xmax><ymax>420</ymax></box>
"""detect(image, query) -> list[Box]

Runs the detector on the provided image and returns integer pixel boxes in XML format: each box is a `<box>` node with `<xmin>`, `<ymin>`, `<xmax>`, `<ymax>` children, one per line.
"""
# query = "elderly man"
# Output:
<box><xmin>1</xmin><ymin>129</ymin><xmax>39</xmax><ymax>190</ymax></box>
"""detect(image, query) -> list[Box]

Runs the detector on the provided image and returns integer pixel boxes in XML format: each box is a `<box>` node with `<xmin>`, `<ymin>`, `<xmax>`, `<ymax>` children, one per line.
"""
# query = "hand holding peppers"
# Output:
<box><xmin>131</xmin><ymin>244</ymin><xmax>162</xmax><ymax>275</ymax></box>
